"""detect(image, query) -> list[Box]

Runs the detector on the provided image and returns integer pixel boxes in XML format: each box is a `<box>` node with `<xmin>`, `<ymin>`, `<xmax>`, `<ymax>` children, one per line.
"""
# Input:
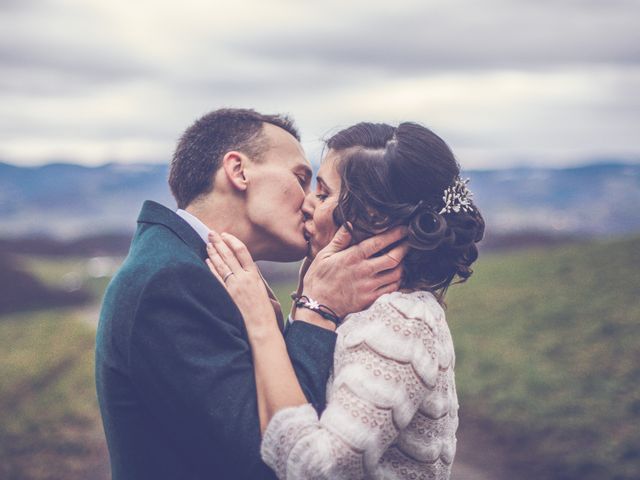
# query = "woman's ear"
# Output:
<box><xmin>221</xmin><ymin>151</ymin><xmax>249</xmax><ymax>192</ymax></box>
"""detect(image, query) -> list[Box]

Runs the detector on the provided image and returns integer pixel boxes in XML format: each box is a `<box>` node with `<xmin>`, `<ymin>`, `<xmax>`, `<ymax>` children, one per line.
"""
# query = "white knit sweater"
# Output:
<box><xmin>261</xmin><ymin>290</ymin><xmax>458</xmax><ymax>480</ymax></box>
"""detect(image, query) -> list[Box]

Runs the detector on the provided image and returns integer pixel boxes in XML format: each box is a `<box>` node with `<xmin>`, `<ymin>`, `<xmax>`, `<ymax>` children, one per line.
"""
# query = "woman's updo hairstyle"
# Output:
<box><xmin>326</xmin><ymin>122</ymin><xmax>485</xmax><ymax>302</ymax></box>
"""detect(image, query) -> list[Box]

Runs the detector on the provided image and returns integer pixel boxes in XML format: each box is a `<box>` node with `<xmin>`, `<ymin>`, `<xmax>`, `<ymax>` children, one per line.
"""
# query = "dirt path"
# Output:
<box><xmin>451</xmin><ymin>417</ymin><xmax>522</xmax><ymax>480</ymax></box>
<box><xmin>0</xmin><ymin>355</ymin><xmax>78</xmax><ymax>413</ymax></box>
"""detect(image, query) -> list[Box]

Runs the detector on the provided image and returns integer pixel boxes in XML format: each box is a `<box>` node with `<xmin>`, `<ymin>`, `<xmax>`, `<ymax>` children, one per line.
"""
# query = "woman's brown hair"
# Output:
<box><xmin>326</xmin><ymin>122</ymin><xmax>485</xmax><ymax>303</ymax></box>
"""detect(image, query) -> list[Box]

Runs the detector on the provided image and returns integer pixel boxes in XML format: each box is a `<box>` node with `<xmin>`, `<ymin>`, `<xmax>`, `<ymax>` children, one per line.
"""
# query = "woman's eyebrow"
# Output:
<box><xmin>316</xmin><ymin>176</ymin><xmax>332</xmax><ymax>192</ymax></box>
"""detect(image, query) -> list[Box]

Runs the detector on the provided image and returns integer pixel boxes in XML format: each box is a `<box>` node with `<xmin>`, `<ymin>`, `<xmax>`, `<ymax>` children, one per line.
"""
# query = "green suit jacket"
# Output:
<box><xmin>95</xmin><ymin>201</ymin><xmax>336</xmax><ymax>479</ymax></box>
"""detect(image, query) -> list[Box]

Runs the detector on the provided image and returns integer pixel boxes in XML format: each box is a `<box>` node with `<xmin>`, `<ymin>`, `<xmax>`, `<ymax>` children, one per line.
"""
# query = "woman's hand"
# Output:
<box><xmin>207</xmin><ymin>230</ymin><xmax>309</xmax><ymax>434</ymax></box>
<box><xmin>206</xmin><ymin>230</ymin><xmax>279</xmax><ymax>341</ymax></box>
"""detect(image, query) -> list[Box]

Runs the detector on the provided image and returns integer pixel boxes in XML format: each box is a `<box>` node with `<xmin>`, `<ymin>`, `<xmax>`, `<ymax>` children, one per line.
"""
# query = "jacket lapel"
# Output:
<box><xmin>137</xmin><ymin>200</ymin><xmax>208</xmax><ymax>259</ymax></box>
<box><xmin>136</xmin><ymin>200</ymin><xmax>286</xmax><ymax>331</ymax></box>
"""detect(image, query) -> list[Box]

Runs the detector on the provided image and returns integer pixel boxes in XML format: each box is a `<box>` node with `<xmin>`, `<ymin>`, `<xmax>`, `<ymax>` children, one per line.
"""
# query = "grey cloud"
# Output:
<box><xmin>0</xmin><ymin>1</ymin><xmax>156</xmax><ymax>94</ymax></box>
<box><xmin>0</xmin><ymin>41</ymin><xmax>155</xmax><ymax>93</ymax></box>
<box><xmin>164</xmin><ymin>63</ymin><xmax>376</xmax><ymax>99</ymax></box>
<box><xmin>0</xmin><ymin>45</ymin><xmax>150</xmax><ymax>80</ymax></box>
<box><xmin>0</xmin><ymin>0</ymin><xmax>44</xmax><ymax>12</ymax></box>
<box><xmin>230</xmin><ymin>1</ymin><xmax>640</xmax><ymax>73</ymax></box>
<box><xmin>1</xmin><ymin>0</ymin><xmax>639</xmax><ymax>167</ymax></box>
<box><xmin>0</xmin><ymin>114</ymin><xmax>180</xmax><ymax>141</ymax></box>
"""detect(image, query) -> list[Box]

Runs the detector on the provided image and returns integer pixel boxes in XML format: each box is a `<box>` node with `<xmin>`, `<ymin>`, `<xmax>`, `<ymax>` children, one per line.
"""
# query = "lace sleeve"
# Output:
<box><xmin>261</xmin><ymin>292</ymin><xmax>446</xmax><ymax>480</ymax></box>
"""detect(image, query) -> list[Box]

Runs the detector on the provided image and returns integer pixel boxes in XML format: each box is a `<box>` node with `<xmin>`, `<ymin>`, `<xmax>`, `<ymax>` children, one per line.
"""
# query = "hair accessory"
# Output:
<box><xmin>294</xmin><ymin>295</ymin><xmax>342</xmax><ymax>327</ymax></box>
<box><xmin>439</xmin><ymin>177</ymin><xmax>474</xmax><ymax>214</ymax></box>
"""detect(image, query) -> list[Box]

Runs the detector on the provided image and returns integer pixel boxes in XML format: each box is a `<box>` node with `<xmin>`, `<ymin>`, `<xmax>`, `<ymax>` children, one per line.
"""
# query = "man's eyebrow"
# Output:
<box><xmin>295</xmin><ymin>164</ymin><xmax>313</xmax><ymax>179</ymax></box>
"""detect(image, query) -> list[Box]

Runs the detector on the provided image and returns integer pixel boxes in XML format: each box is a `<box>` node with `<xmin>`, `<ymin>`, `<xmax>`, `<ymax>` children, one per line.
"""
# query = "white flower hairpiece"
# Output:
<box><xmin>439</xmin><ymin>177</ymin><xmax>474</xmax><ymax>214</ymax></box>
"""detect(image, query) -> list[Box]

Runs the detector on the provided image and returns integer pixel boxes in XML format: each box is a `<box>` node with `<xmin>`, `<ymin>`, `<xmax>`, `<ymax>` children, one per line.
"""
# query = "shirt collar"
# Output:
<box><xmin>176</xmin><ymin>209</ymin><xmax>211</xmax><ymax>244</ymax></box>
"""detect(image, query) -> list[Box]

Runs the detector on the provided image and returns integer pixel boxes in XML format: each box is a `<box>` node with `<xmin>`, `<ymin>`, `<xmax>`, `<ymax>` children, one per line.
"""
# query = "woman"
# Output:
<box><xmin>206</xmin><ymin>122</ymin><xmax>485</xmax><ymax>479</ymax></box>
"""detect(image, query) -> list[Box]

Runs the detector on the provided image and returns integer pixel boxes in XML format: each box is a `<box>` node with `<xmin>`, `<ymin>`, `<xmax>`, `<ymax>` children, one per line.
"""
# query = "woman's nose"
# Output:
<box><xmin>301</xmin><ymin>192</ymin><xmax>315</xmax><ymax>220</ymax></box>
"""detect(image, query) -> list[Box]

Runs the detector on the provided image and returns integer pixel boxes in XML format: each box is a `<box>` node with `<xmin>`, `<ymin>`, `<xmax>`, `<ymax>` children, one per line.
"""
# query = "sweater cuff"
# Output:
<box><xmin>261</xmin><ymin>403</ymin><xmax>319</xmax><ymax>479</ymax></box>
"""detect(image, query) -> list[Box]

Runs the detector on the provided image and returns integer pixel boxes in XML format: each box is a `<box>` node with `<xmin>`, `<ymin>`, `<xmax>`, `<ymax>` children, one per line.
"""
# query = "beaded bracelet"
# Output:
<box><xmin>294</xmin><ymin>295</ymin><xmax>342</xmax><ymax>327</ymax></box>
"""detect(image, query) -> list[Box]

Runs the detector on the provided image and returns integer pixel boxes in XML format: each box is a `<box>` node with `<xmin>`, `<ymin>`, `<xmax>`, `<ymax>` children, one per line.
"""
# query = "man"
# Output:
<box><xmin>96</xmin><ymin>109</ymin><xmax>406</xmax><ymax>479</ymax></box>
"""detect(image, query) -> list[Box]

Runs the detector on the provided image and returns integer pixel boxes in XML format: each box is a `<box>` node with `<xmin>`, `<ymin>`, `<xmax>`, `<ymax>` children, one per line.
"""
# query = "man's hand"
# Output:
<box><xmin>302</xmin><ymin>225</ymin><xmax>409</xmax><ymax>319</ymax></box>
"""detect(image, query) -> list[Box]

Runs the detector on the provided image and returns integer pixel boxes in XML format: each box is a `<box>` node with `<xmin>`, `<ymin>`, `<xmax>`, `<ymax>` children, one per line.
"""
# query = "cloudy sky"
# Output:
<box><xmin>1</xmin><ymin>0</ymin><xmax>639</xmax><ymax>169</ymax></box>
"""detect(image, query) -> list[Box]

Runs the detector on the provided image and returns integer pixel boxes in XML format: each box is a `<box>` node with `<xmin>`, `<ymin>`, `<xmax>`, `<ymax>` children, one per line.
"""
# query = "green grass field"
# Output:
<box><xmin>0</xmin><ymin>308</ymin><xmax>108</xmax><ymax>480</ymax></box>
<box><xmin>269</xmin><ymin>236</ymin><xmax>640</xmax><ymax>480</ymax></box>
<box><xmin>0</xmin><ymin>256</ymin><xmax>111</xmax><ymax>479</ymax></box>
<box><xmin>444</xmin><ymin>236</ymin><xmax>640</xmax><ymax>479</ymax></box>
<box><xmin>1</xmin><ymin>237</ymin><xmax>638</xmax><ymax>479</ymax></box>
<box><xmin>18</xmin><ymin>255</ymin><xmax>116</xmax><ymax>299</ymax></box>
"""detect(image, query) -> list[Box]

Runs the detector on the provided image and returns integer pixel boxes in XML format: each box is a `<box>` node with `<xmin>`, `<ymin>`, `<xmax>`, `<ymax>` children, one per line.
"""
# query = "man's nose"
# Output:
<box><xmin>301</xmin><ymin>192</ymin><xmax>315</xmax><ymax>220</ymax></box>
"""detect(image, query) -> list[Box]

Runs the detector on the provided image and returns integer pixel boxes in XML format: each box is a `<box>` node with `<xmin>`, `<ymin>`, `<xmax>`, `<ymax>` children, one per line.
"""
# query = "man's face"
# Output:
<box><xmin>245</xmin><ymin>124</ymin><xmax>312</xmax><ymax>262</ymax></box>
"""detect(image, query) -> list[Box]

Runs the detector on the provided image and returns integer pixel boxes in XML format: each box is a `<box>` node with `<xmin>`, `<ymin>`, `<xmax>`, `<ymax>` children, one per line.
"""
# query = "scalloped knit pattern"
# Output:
<box><xmin>261</xmin><ymin>291</ymin><xmax>458</xmax><ymax>479</ymax></box>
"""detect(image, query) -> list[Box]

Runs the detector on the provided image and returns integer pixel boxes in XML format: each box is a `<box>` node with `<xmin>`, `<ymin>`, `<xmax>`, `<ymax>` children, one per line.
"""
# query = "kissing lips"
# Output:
<box><xmin>303</xmin><ymin>224</ymin><xmax>314</xmax><ymax>243</ymax></box>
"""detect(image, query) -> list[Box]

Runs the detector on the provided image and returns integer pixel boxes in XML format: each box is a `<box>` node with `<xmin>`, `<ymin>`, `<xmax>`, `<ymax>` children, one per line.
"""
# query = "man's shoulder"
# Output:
<box><xmin>137</xmin><ymin>220</ymin><xmax>194</xmax><ymax>253</ymax></box>
<box><xmin>100</xmin><ymin>222</ymin><xmax>232</xmax><ymax>332</ymax></box>
<box><xmin>134</xmin><ymin>221</ymin><xmax>202</xmax><ymax>264</ymax></box>
<box><xmin>109</xmin><ymin>223</ymin><xmax>207</xmax><ymax>295</ymax></box>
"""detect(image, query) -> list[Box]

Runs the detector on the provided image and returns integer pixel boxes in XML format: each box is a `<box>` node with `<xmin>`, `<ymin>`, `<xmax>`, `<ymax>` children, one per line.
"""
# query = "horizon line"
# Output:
<box><xmin>2</xmin><ymin>157</ymin><xmax>640</xmax><ymax>172</ymax></box>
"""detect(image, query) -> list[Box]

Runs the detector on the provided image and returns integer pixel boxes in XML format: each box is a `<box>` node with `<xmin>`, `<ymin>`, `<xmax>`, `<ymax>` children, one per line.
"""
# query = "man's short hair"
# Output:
<box><xmin>169</xmin><ymin>108</ymin><xmax>300</xmax><ymax>209</ymax></box>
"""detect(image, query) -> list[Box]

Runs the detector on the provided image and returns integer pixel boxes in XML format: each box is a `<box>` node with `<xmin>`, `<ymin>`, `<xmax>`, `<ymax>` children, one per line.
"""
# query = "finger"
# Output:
<box><xmin>358</xmin><ymin>225</ymin><xmax>408</xmax><ymax>259</ymax></box>
<box><xmin>295</xmin><ymin>257</ymin><xmax>312</xmax><ymax>298</ymax></box>
<box><xmin>373</xmin><ymin>264</ymin><xmax>403</xmax><ymax>288</ymax></box>
<box><xmin>299</xmin><ymin>256</ymin><xmax>312</xmax><ymax>278</ymax></box>
<box><xmin>208</xmin><ymin>230</ymin><xmax>242</xmax><ymax>272</ymax></box>
<box><xmin>384</xmin><ymin>240</ymin><xmax>410</xmax><ymax>264</ymax></box>
<box><xmin>206</xmin><ymin>242</ymin><xmax>233</xmax><ymax>280</ymax></box>
<box><xmin>205</xmin><ymin>258</ymin><xmax>227</xmax><ymax>288</ymax></box>
<box><xmin>220</xmin><ymin>233</ymin><xmax>255</xmax><ymax>271</ymax></box>
<box><xmin>368</xmin><ymin>241</ymin><xmax>410</xmax><ymax>273</ymax></box>
<box><xmin>320</xmin><ymin>224</ymin><xmax>353</xmax><ymax>256</ymax></box>
<box><xmin>374</xmin><ymin>280</ymin><xmax>402</xmax><ymax>296</ymax></box>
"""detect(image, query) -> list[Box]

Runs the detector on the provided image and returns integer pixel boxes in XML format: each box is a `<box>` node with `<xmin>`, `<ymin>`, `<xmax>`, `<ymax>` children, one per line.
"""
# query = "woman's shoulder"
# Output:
<box><xmin>345</xmin><ymin>290</ymin><xmax>445</xmax><ymax>332</ymax></box>
<box><xmin>377</xmin><ymin>289</ymin><xmax>445</xmax><ymax>320</ymax></box>
<box><xmin>337</xmin><ymin>290</ymin><xmax>454</xmax><ymax>376</ymax></box>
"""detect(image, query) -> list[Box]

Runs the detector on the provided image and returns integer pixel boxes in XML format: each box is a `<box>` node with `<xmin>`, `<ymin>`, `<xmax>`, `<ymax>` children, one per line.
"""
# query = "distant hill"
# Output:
<box><xmin>1</xmin><ymin>161</ymin><xmax>639</xmax><ymax>238</ymax></box>
<box><xmin>470</xmin><ymin>163</ymin><xmax>640</xmax><ymax>236</ymax></box>
<box><xmin>0</xmin><ymin>252</ymin><xmax>91</xmax><ymax>314</ymax></box>
<box><xmin>0</xmin><ymin>162</ymin><xmax>173</xmax><ymax>238</ymax></box>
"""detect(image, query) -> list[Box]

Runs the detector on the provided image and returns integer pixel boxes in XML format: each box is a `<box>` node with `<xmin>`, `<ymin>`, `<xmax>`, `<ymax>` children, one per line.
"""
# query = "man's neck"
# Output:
<box><xmin>184</xmin><ymin>202</ymin><xmax>264</xmax><ymax>257</ymax></box>
<box><xmin>185</xmin><ymin>202</ymin><xmax>241</xmax><ymax>233</ymax></box>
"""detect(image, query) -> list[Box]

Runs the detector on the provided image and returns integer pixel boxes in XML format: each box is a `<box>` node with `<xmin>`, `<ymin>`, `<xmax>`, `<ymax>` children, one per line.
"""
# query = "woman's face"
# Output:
<box><xmin>302</xmin><ymin>149</ymin><xmax>342</xmax><ymax>258</ymax></box>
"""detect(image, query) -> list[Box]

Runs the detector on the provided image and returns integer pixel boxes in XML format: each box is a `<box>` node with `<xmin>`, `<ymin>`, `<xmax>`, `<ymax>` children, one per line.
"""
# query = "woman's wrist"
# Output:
<box><xmin>246</xmin><ymin>322</ymin><xmax>282</xmax><ymax>346</ymax></box>
<box><xmin>247</xmin><ymin>325</ymin><xmax>286</xmax><ymax>351</ymax></box>
<box><xmin>244</xmin><ymin>310</ymin><xmax>282</xmax><ymax>344</ymax></box>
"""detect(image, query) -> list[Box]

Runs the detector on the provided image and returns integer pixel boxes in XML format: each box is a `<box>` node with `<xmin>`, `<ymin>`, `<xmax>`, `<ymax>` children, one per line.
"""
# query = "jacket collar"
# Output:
<box><xmin>137</xmin><ymin>200</ymin><xmax>207</xmax><ymax>259</ymax></box>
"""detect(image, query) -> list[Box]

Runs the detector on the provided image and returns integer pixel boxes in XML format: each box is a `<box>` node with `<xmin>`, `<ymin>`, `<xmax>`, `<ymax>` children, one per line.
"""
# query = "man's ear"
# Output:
<box><xmin>221</xmin><ymin>151</ymin><xmax>249</xmax><ymax>192</ymax></box>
